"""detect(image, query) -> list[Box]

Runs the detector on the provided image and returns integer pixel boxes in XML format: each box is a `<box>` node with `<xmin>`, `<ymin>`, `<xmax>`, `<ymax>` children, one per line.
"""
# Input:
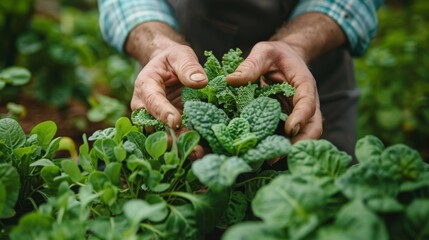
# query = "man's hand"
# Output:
<box><xmin>130</xmin><ymin>44</ymin><xmax>207</xmax><ymax>129</ymax></box>
<box><xmin>227</xmin><ymin>12</ymin><xmax>347</xmax><ymax>142</ymax></box>
<box><xmin>125</xmin><ymin>22</ymin><xmax>208</xmax><ymax>129</ymax></box>
<box><xmin>226</xmin><ymin>41</ymin><xmax>323</xmax><ymax>143</ymax></box>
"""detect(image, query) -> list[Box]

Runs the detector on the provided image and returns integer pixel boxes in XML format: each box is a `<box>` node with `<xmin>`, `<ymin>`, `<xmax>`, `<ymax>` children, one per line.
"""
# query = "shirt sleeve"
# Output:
<box><xmin>291</xmin><ymin>0</ymin><xmax>383</xmax><ymax>57</ymax></box>
<box><xmin>98</xmin><ymin>0</ymin><xmax>178</xmax><ymax>52</ymax></box>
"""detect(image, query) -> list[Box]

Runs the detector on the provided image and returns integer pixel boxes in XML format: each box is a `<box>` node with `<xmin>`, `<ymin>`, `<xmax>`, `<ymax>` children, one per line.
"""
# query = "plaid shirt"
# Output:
<box><xmin>98</xmin><ymin>0</ymin><xmax>382</xmax><ymax>56</ymax></box>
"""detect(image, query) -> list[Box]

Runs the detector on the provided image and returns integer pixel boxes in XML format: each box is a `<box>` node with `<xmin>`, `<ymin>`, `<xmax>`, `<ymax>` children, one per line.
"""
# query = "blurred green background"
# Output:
<box><xmin>1</xmin><ymin>0</ymin><xmax>428</xmax><ymax>160</ymax></box>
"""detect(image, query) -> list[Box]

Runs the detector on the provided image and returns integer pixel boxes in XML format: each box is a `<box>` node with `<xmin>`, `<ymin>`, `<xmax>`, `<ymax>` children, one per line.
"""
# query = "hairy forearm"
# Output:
<box><xmin>125</xmin><ymin>21</ymin><xmax>187</xmax><ymax>65</ymax></box>
<box><xmin>271</xmin><ymin>12</ymin><xmax>346</xmax><ymax>63</ymax></box>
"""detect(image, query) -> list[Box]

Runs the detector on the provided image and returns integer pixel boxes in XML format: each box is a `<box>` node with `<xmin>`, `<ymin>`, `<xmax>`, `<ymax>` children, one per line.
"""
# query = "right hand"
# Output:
<box><xmin>130</xmin><ymin>44</ymin><xmax>208</xmax><ymax>129</ymax></box>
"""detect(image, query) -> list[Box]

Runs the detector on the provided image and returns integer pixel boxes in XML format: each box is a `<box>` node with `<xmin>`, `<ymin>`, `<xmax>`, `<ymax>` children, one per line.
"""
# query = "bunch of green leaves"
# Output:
<box><xmin>355</xmin><ymin>0</ymin><xmax>429</xmax><ymax>161</ymax></box>
<box><xmin>0</xmin><ymin>118</ymin><xmax>64</xmax><ymax>223</ymax></box>
<box><xmin>184</xmin><ymin>97</ymin><xmax>291</xmax><ymax>170</ymax></box>
<box><xmin>223</xmin><ymin>135</ymin><xmax>429</xmax><ymax>240</ymax></box>
<box><xmin>181</xmin><ymin>49</ymin><xmax>295</xmax><ymax>118</ymax></box>
<box><xmin>7</xmin><ymin>117</ymin><xmax>232</xmax><ymax>239</ymax></box>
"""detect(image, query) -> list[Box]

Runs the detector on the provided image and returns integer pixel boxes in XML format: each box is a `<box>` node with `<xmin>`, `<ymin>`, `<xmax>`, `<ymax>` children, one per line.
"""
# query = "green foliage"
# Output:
<box><xmin>355</xmin><ymin>0</ymin><xmax>429</xmax><ymax>161</ymax></box>
<box><xmin>184</xmin><ymin>97</ymin><xmax>291</xmax><ymax>169</ymax></box>
<box><xmin>223</xmin><ymin>135</ymin><xmax>429</xmax><ymax>240</ymax></box>
<box><xmin>3</xmin><ymin>38</ymin><xmax>428</xmax><ymax>239</ymax></box>
<box><xmin>0</xmin><ymin>118</ymin><xmax>63</xmax><ymax>221</ymax></box>
<box><xmin>182</xmin><ymin>49</ymin><xmax>295</xmax><ymax>119</ymax></box>
<box><xmin>2</xmin><ymin>4</ymin><xmax>135</xmax><ymax>126</ymax></box>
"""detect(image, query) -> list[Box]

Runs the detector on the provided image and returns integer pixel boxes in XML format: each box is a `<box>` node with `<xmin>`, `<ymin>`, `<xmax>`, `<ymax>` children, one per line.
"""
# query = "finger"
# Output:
<box><xmin>284</xmin><ymin>79</ymin><xmax>318</xmax><ymax>137</ymax></box>
<box><xmin>167</xmin><ymin>47</ymin><xmax>208</xmax><ymax>89</ymax></box>
<box><xmin>226</xmin><ymin>43</ymin><xmax>274</xmax><ymax>86</ymax></box>
<box><xmin>131</xmin><ymin>73</ymin><xmax>182</xmax><ymax>129</ymax></box>
<box><xmin>289</xmin><ymin>108</ymin><xmax>323</xmax><ymax>143</ymax></box>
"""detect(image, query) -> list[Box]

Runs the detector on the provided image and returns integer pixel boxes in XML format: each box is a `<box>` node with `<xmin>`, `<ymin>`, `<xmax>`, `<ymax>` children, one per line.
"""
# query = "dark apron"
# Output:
<box><xmin>168</xmin><ymin>0</ymin><xmax>359</xmax><ymax>158</ymax></box>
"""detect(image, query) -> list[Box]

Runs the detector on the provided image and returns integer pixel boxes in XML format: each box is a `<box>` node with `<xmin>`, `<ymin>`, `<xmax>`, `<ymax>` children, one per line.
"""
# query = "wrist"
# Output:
<box><xmin>270</xmin><ymin>12</ymin><xmax>346</xmax><ymax>63</ymax></box>
<box><xmin>125</xmin><ymin>21</ymin><xmax>187</xmax><ymax>65</ymax></box>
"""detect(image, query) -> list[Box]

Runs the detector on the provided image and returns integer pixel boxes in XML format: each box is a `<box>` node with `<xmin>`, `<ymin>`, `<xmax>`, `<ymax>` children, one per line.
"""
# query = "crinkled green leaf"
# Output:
<box><xmin>181</xmin><ymin>86</ymin><xmax>208</xmax><ymax>104</ymax></box>
<box><xmin>236</xmin><ymin>83</ymin><xmax>258</xmax><ymax>113</ymax></box>
<box><xmin>380</xmin><ymin>143</ymin><xmax>425</xmax><ymax>182</ymax></box>
<box><xmin>288</xmin><ymin>139</ymin><xmax>351</xmax><ymax>178</ymax></box>
<box><xmin>355</xmin><ymin>135</ymin><xmax>384</xmax><ymax>163</ymax></box>
<box><xmin>240</xmin><ymin>97</ymin><xmax>281</xmax><ymax>141</ymax></box>
<box><xmin>192</xmin><ymin>154</ymin><xmax>251</xmax><ymax>191</ymax></box>
<box><xmin>131</xmin><ymin>109</ymin><xmax>165</xmax><ymax>131</ymax></box>
<box><xmin>212</xmin><ymin>123</ymin><xmax>235</xmax><ymax>154</ymax></box>
<box><xmin>227</xmin><ymin>117</ymin><xmax>250</xmax><ymax>140</ymax></box>
<box><xmin>203</xmin><ymin>50</ymin><xmax>223</xmax><ymax>80</ymax></box>
<box><xmin>257</xmin><ymin>82</ymin><xmax>295</xmax><ymax>98</ymax></box>
<box><xmin>252</xmin><ymin>175</ymin><xmax>328</xmax><ymax>229</ymax></box>
<box><xmin>242</xmin><ymin>135</ymin><xmax>291</xmax><ymax>170</ymax></box>
<box><xmin>184</xmin><ymin>101</ymin><xmax>229</xmax><ymax>154</ymax></box>
<box><xmin>221</xmin><ymin>48</ymin><xmax>244</xmax><ymax>74</ymax></box>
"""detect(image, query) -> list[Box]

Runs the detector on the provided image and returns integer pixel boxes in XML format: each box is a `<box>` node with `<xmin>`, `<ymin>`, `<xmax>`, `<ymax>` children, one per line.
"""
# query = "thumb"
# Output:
<box><xmin>167</xmin><ymin>46</ymin><xmax>208</xmax><ymax>89</ymax></box>
<box><xmin>226</xmin><ymin>47</ymin><xmax>271</xmax><ymax>86</ymax></box>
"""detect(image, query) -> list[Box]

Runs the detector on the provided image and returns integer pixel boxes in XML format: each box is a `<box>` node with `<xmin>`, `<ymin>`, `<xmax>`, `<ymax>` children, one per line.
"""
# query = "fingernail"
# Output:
<box><xmin>190</xmin><ymin>73</ymin><xmax>206</xmax><ymax>82</ymax></box>
<box><xmin>292</xmin><ymin>124</ymin><xmax>301</xmax><ymax>137</ymax></box>
<box><xmin>167</xmin><ymin>114</ymin><xmax>175</xmax><ymax>128</ymax></box>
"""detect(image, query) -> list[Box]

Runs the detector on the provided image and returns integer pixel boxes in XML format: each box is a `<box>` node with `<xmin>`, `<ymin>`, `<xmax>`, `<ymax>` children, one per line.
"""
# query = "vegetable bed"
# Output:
<box><xmin>1</xmin><ymin>49</ymin><xmax>428</xmax><ymax>240</ymax></box>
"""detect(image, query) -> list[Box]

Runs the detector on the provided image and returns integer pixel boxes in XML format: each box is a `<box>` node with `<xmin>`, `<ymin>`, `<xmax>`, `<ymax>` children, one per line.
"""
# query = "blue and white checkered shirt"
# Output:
<box><xmin>98</xmin><ymin>0</ymin><xmax>382</xmax><ymax>56</ymax></box>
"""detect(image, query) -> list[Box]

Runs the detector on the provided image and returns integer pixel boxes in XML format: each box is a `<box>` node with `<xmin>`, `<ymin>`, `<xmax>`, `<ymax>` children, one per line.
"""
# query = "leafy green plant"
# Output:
<box><xmin>356</xmin><ymin>0</ymin><xmax>429</xmax><ymax>161</ymax></box>
<box><xmin>0</xmin><ymin>117</ymin><xmax>65</xmax><ymax>229</ymax></box>
<box><xmin>223</xmin><ymin>135</ymin><xmax>429</xmax><ymax>240</ymax></box>
<box><xmin>182</xmin><ymin>49</ymin><xmax>295</xmax><ymax>118</ymax></box>
<box><xmin>3</xmin><ymin>47</ymin><xmax>428</xmax><ymax>240</ymax></box>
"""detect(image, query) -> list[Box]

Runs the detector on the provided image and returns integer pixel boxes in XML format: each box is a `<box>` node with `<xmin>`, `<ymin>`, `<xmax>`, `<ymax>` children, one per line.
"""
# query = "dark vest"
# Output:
<box><xmin>168</xmin><ymin>0</ymin><xmax>359</xmax><ymax>157</ymax></box>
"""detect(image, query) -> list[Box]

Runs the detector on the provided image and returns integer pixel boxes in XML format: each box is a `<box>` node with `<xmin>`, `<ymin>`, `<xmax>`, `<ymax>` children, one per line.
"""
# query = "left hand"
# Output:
<box><xmin>225</xmin><ymin>41</ymin><xmax>323</xmax><ymax>143</ymax></box>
